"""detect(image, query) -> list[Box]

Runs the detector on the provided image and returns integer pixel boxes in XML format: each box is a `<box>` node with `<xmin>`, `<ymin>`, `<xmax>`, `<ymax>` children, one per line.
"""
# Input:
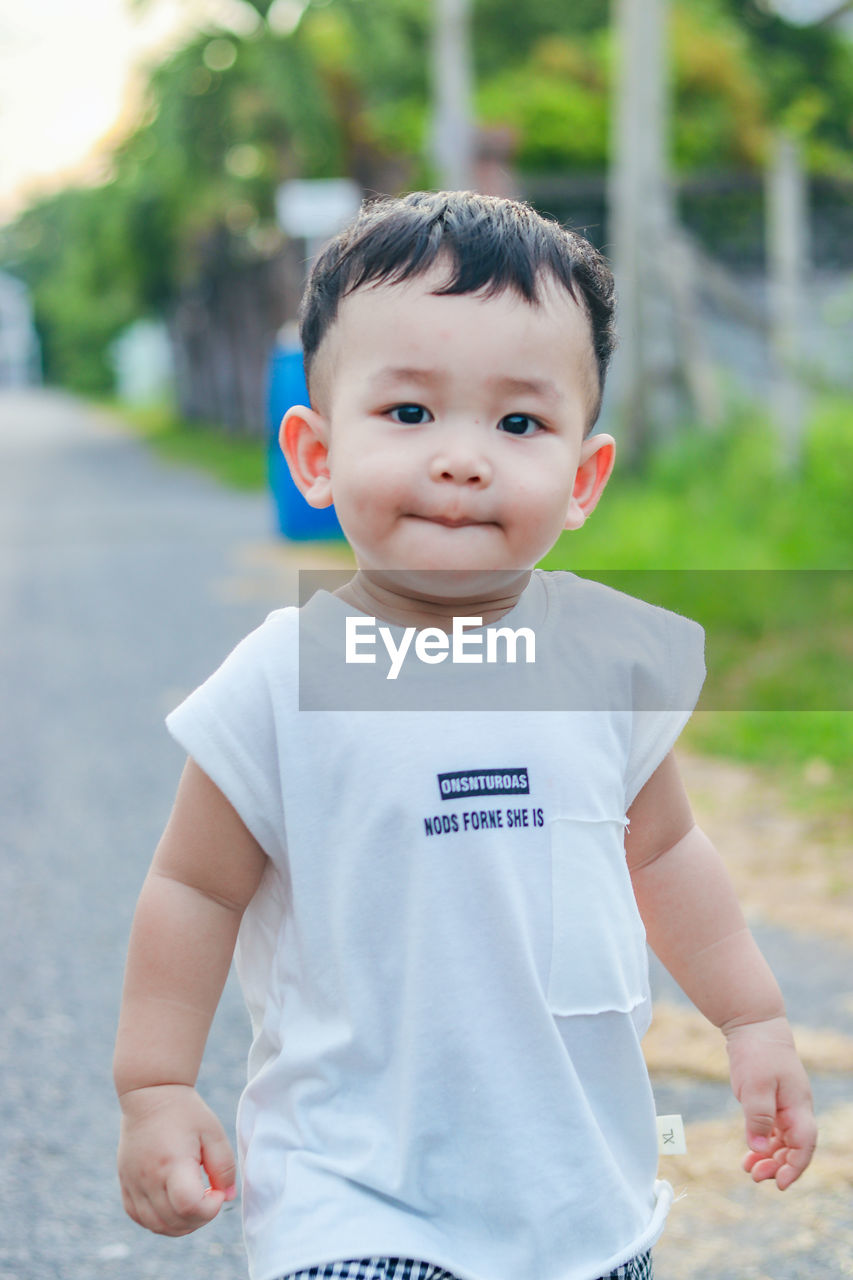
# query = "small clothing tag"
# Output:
<box><xmin>656</xmin><ymin>1114</ymin><xmax>687</xmax><ymax>1155</ymax></box>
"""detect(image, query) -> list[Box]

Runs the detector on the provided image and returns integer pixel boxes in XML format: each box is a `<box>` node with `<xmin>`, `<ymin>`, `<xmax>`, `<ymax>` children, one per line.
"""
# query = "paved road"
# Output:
<box><xmin>0</xmin><ymin>389</ymin><xmax>849</xmax><ymax>1280</ymax></box>
<box><xmin>0</xmin><ymin>390</ymin><xmax>296</xmax><ymax>1280</ymax></box>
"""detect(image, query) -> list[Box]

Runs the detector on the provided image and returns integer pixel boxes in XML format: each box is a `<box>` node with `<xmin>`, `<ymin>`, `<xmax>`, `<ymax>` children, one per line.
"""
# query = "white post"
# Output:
<box><xmin>767</xmin><ymin>130</ymin><xmax>809</xmax><ymax>468</ymax></box>
<box><xmin>608</xmin><ymin>0</ymin><xmax>682</xmax><ymax>461</ymax></box>
<box><xmin>431</xmin><ymin>0</ymin><xmax>475</xmax><ymax>191</ymax></box>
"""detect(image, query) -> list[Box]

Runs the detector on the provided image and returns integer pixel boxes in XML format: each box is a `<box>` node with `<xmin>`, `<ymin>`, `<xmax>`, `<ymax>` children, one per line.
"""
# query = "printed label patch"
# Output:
<box><xmin>438</xmin><ymin>768</ymin><xmax>530</xmax><ymax>801</ymax></box>
<box><xmin>656</xmin><ymin>1114</ymin><xmax>687</xmax><ymax>1155</ymax></box>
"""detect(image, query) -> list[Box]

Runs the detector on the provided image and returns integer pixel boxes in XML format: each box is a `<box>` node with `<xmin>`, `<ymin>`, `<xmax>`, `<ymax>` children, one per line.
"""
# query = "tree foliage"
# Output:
<box><xmin>1</xmin><ymin>0</ymin><xmax>851</xmax><ymax>395</ymax></box>
<box><xmin>720</xmin><ymin>0</ymin><xmax>853</xmax><ymax>156</ymax></box>
<box><xmin>4</xmin><ymin>185</ymin><xmax>138</xmax><ymax>393</ymax></box>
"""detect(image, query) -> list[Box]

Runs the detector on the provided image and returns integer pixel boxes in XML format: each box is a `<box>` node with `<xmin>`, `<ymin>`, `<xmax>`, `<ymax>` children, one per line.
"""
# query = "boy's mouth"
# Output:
<box><xmin>410</xmin><ymin>513</ymin><xmax>497</xmax><ymax>529</ymax></box>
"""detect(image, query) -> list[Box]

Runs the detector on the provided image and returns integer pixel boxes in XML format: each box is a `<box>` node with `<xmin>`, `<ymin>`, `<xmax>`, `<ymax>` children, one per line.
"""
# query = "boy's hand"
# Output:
<box><xmin>724</xmin><ymin>1016</ymin><xmax>816</xmax><ymax>1190</ymax></box>
<box><xmin>117</xmin><ymin>1084</ymin><xmax>237</xmax><ymax>1235</ymax></box>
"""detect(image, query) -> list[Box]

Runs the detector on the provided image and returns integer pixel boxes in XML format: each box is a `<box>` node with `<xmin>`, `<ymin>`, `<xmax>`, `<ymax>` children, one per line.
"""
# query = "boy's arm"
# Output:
<box><xmin>626</xmin><ymin>752</ymin><xmax>816</xmax><ymax>1190</ymax></box>
<box><xmin>114</xmin><ymin>758</ymin><xmax>268</xmax><ymax>1235</ymax></box>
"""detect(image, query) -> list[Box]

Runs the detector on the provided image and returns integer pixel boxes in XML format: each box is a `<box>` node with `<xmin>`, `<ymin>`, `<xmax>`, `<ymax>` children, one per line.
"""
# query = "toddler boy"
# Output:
<box><xmin>114</xmin><ymin>191</ymin><xmax>816</xmax><ymax>1280</ymax></box>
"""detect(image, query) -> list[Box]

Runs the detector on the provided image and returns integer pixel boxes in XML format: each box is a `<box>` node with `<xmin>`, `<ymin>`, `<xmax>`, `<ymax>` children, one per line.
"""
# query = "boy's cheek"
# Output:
<box><xmin>344</xmin><ymin>469</ymin><xmax>411</xmax><ymax>514</ymax></box>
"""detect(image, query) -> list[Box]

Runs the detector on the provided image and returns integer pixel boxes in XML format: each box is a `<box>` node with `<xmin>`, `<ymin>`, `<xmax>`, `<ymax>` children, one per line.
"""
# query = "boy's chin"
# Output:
<box><xmin>357</xmin><ymin>567</ymin><xmax>532</xmax><ymax>605</ymax></box>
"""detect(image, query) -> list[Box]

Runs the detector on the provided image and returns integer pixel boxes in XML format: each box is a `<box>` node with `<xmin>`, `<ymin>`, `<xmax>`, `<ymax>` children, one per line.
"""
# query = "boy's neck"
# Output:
<box><xmin>334</xmin><ymin>569</ymin><xmax>534</xmax><ymax>631</ymax></box>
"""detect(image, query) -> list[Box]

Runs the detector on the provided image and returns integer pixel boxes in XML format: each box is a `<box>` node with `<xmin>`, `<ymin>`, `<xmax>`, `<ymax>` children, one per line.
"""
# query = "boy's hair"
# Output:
<box><xmin>298</xmin><ymin>190</ymin><xmax>617</xmax><ymax>429</ymax></box>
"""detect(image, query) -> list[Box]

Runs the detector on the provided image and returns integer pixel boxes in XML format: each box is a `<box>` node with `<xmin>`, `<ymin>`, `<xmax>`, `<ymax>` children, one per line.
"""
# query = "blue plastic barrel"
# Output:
<box><xmin>267</xmin><ymin>343</ymin><xmax>342</xmax><ymax>540</ymax></box>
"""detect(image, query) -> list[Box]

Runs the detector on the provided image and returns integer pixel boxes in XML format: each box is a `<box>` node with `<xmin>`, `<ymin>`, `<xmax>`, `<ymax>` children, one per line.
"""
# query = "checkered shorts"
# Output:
<box><xmin>275</xmin><ymin>1248</ymin><xmax>653</xmax><ymax>1280</ymax></box>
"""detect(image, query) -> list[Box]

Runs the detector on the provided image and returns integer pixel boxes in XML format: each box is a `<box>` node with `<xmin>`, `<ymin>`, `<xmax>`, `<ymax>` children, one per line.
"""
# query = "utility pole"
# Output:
<box><xmin>767</xmin><ymin>130</ymin><xmax>810</xmax><ymax>468</ymax></box>
<box><xmin>608</xmin><ymin>0</ymin><xmax>682</xmax><ymax>462</ymax></box>
<box><xmin>431</xmin><ymin>0</ymin><xmax>476</xmax><ymax>191</ymax></box>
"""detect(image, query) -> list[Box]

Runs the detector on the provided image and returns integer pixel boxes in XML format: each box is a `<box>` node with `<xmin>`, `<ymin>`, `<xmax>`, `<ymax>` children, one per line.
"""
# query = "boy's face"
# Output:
<box><xmin>287</xmin><ymin>267</ymin><xmax>613</xmax><ymax>604</ymax></box>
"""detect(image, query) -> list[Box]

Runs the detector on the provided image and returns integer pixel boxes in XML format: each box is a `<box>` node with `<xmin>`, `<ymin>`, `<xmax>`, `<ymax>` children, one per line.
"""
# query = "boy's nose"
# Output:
<box><xmin>428</xmin><ymin>437</ymin><xmax>493</xmax><ymax>487</ymax></box>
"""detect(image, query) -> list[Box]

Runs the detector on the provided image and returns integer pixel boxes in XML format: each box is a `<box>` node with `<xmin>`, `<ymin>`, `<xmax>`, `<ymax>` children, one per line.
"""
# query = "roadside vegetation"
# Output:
<box><xmin>564</xmin><ymin>398</ymin><xmax>852</xmax><ymax>1262</ymax></box>
<box><xmin>106</xmin><ymin>400</ymin><xmax>269</xmax><ymax>490</ymax></box>
<box><xmin>544</xmin><ymin>393</ymin><xmax>852</xmax><ymax>811</ymax></box>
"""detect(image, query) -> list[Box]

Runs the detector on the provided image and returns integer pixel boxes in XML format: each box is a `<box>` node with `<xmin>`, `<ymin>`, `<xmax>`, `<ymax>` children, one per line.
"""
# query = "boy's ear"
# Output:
<box><xmin>279</xmin><ymin>405</ymin><xmax>334</xmax><ymax>509</ymax></box>
<box><xmin>564</xmin><ymin>433</ymin><xmax>615</xmax><ymax>531</ymax></box>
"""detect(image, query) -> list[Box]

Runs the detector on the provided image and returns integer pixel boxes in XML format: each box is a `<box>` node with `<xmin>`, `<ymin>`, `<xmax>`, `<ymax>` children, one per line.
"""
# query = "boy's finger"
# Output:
<box><xmin>119</xmin><ymin>1182</ymin><xmax>147</xmax><ymax>1231</ymax></box>
<box><xmin>775</xmin><ymin>1161</ymin><xmax>802</xmax><ymax>1191</ymax></box>
<box><xmin>139</xmin><ymin>1188</ymin><xmax>181</xmax><ymax>1236</ymax></box>
<box><xmin>786</xmin><ymin>1106</ymin><xmax>818</xmax><ymax>1159</ymax></box>
<box><xmin>777</xmin><ymin>1117</ymin><xmax>817</xmax><ymax>1187</ymax></box>
<box><xmin>165</xmin><ymin>1158</ymin><xmax>222</xmax><ymax>1225</ymax></box>
<box><xmin>746</xmin><ymin>1154</ymin><xmax>782</xmax><ymax>1183</ymax></box>
<box><xmin>201</xmin><ymin>1128</ymin><xmax>238</xmax><ymax>1196</ymax></box>
<box><xmin>740</xmin><ymin>1081</ymin><xmax>777</xmax><ymax>1151</ymax></box>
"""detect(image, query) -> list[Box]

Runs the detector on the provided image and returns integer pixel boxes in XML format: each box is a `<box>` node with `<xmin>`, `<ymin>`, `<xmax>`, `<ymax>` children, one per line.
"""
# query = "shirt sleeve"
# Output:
<box><xmin>624</xmin><ymin>608</ymin><xmax>706</xmax><ymax>807</ymax></box>
<box><xmin>165</xmin><ymin>612</ymin><xmax>292</xmax><ymax>862</ymax></box>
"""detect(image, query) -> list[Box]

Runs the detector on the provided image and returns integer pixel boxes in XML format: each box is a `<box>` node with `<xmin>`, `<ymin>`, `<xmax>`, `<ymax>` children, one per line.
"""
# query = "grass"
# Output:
<box><xmin>540</xmin><ymin>394</ymin><xmax>852</xmax><ymax>571</ymax></box>
<box><xmin>682</xmin><ymin>711</ymin><xmax>850</xmax><ymax>823</ymax></box>
<box><xmin>543</xmin><ymin>394</ymin><xmax>852</xmax><ymax>804</ymax></box>
<box><xmin>107</xmin><ymin>400</ymin><xmax>269</xmax><ymax>491</ymax></box>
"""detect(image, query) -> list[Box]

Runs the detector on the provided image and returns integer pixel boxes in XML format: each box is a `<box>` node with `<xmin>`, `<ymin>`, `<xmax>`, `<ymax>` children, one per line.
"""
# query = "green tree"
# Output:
<box><xmin>3</xmin><ymin>0</ymin><xmax>851</xmax><ymax>398</ymax></box>
<box><xmin>718</xmin><ymin>0</ymin><xmax>853</xmax><ymax>169</ymax></box>
<box><xmin>2</xmin><ymin>185</ymin><xmax>138</xmax><ymax>393</ymax></box>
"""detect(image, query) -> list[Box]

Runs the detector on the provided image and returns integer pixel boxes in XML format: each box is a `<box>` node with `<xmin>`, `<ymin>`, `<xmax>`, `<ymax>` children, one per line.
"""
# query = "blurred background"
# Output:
<box><xmin>0</xmin><ymin>3</ymin><xmax>850</xmax><ymax>1277</ymax></box>
<box><xmin>2</xmin><ymin>0</ymin><xmax>853</xmax><ymax>458</ymax></box>
<box><xmin>1</xmin><ymin>0</ymin><xmax>850</xmax><ymax>755</ymax></box>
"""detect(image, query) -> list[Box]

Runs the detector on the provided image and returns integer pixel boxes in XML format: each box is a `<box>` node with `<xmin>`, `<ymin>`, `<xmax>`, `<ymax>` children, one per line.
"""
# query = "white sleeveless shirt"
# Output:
<box><xmin>166</xmin><ymin>571</ymin><xmax>705</xmax><ymax>1280</ymax></box>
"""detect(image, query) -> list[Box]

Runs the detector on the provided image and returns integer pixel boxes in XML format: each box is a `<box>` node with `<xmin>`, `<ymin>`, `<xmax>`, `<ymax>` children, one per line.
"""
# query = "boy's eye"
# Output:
<box><xmin>389</xmin><ymin>404</ymin><xmax>432</xmax><ymax>425</ymax></box>
<box><xmin>498</xmin><ymin>413</ymin><xmax>541</xmax><ymax>437</ymax></box>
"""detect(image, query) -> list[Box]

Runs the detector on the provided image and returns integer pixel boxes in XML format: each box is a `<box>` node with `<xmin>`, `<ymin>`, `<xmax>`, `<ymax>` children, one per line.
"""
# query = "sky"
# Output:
<box><xmin>0</xmin><ymin>0</ymin><xmax>847</xmax><ymax>226</ymax></box>
<box><xmin>0</xmin><ymin>0</ymin><xmax>274</xmax><ymax>224</ymax></box>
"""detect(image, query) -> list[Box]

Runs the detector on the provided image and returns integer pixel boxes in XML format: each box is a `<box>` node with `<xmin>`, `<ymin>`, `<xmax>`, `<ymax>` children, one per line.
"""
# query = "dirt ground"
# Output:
<box><xmin>649</xmin><ymin>752</ymin><xmax>853</xmax><ymax>1280</ymax></box>
<box><xmin>677</xmin><ymin>752</ymin><xmax>852</xmax><ymax>947</ymax></box>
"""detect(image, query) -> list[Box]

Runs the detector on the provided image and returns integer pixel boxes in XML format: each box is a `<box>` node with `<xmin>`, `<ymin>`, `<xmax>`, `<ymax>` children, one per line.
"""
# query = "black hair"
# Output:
<box><xmin>299</xmin><ymin>190</ymin><xmax>618</xmax><ymax>427</ymax></box>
